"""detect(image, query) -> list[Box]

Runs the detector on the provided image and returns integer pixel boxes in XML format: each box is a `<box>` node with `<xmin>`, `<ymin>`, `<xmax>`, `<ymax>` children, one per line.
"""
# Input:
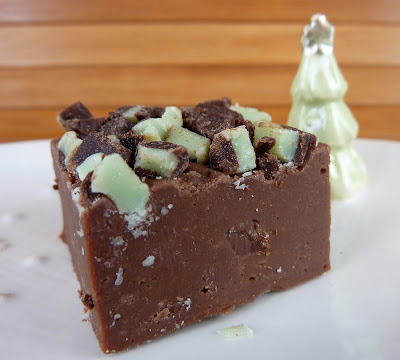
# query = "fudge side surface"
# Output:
<box><xmin>51</xmin><ymin>99</ymin><xmax>331</xmax><ymax>353</ymax></box>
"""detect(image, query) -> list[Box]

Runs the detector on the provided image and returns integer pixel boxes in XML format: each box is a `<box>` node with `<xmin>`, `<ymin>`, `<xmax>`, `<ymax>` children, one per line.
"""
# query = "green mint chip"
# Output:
<box><xmin>166</xmin><ymin>125</ymin><xmax>211</xmax><ymax>163</ymax></box>
<box><xmin>161</xmin><ymin>106</ymin><xmax>183</xmax><ymax>128</ymax></box>
<box><xmin>91</xmin><ymin>153</ymin><xmax>150</xmax><ymax>214</ymax></box>
<box><xmin>219</xmin><ymin>126</ymin><xmax>256</xmax><ymax>173</ymax></box>
<box><xmin>135</xmin><ymin>142</ymin><xmax>189</xmax><ymax>178</ymax></box>
<box><xmin>230</xmin><ymin>105</ymin><xmax>272</xmax><ymax>125</ymax></box>
<box><xmin>120</xmin><ymin>105</ymin><xmax>142</xmax><ymax>124</ymax></box>
<box><xmin>76</xmin><ymin>152</ymin><xmax>104</xmax><ymax>181</ymax></box>
<box><xmin>254</xmin><ymin>122</ymin><xmax>300</xmax><ymax>163</ymax></box>
<box><xmin>133</xmin><ymin>118</ymin><xmax>165</xmax><ymax>141</ymax></box>
<box><xmin>133</xmin><ymin>106</ymin><xmax>183</xmax><ymax>141</ymax></box>
<box><xmin>58</xmin><ymin>131</ymin><xmax>83</xmax><ymax>165</ymax></box>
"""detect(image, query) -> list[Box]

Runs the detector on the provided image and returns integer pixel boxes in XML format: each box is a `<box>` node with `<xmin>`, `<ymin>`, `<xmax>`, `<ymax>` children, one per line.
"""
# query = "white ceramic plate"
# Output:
<box><xmin>0</xmin><ymin>139</ymin><xmax>399</xmax><ymax>360</ymax></box>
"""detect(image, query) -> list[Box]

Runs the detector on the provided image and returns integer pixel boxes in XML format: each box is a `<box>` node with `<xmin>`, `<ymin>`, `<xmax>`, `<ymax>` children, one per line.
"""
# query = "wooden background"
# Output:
<box><xmin>1</xmin><ymin>0</ymin><xmax>399</xmax><ymax>143</ymax></box>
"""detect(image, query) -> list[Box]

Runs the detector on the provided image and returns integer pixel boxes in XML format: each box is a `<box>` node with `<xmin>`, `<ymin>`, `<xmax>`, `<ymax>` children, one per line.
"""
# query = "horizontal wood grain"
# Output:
<box><xmin>0</xmin><ymin>66</ymin><xmax>399</xmax><ymax>108</ymax></box>
<box><xmin>1</xmin><ymin>106</ymin><xmax>399</xmax><ymax>143</ymax></box>
<box><xmin>0</xmin><ymin>0</ymin><xmax>399</xmax><ymax>24</ymax></box>
<box><xmin>1</xmin><ymin>24</ymin><xmax>400</xmax><ymax>67</ymax></box>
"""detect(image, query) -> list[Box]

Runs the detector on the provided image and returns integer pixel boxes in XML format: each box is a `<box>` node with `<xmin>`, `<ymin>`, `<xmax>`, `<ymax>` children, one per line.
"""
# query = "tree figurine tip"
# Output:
<box><xmin>301</xmin><ymin>14</ymin><xmax>335</xmax><ymax>56</ymax></box>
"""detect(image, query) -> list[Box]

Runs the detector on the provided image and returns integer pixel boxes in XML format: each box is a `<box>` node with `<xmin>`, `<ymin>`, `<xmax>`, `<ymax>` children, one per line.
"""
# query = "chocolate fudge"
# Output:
<box><xmin>51</xmin><ymin>99</ymin><xmax>330</xmax><ymax>353</ymax></box>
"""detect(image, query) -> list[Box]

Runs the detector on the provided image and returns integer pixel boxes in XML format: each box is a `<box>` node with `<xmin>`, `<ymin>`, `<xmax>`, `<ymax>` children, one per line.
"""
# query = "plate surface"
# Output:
<box><xmin>0</xmin><ymin>139</ymin><xmax>399</xmax><ymax>360</ymax></box>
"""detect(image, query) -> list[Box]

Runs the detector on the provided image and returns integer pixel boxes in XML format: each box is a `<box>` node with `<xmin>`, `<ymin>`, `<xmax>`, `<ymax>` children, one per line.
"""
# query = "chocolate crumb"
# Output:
<box><xmin>80</xmin><ymin>292</ymin><xmax>95</xmax><ymax>310</ymax></box>
<box><xmin>254</xmin><ymin>136</ymin><xmax>276</xmax><ymax>156</ymax></box>
<box><xmin>209</xmin><ymin>135</ymin><xmax>239</xmax><ymax>174</ymax></box>
<box><xmin>0</xmin><ymin>237</ymin><xmax>11</xmax><ymax>252</ymax></box>
<box><xmin>256</xmin><ymin>153</ymin><xmax>280</xmax><ymax>179</ymax></box>
<box><xmin>0</xmin><ymin>292</ymin><xmax>14</xmax><ymax>300</ymax></box>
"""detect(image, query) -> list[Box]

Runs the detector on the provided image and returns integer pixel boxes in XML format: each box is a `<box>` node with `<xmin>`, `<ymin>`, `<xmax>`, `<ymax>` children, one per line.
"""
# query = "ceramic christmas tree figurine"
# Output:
<box><xmin>288</xmin><ymin>14</ymin><xmax>367</xmax><ymax>200</ymax></box>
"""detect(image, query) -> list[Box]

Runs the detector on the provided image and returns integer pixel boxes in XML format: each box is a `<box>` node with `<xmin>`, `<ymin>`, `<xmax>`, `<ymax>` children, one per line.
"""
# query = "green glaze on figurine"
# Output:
<box><xmin>288</xmin><ymin>14</ymin><xmax>367</xmax><ymax>200</ymax></box>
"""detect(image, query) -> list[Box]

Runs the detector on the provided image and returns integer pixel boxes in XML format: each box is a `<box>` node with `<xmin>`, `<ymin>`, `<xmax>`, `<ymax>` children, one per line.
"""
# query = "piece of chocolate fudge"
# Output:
<box><xmin>51</xmin><ymin>99</ymin><xmax>330</xmax><ymax>353</ymax></box>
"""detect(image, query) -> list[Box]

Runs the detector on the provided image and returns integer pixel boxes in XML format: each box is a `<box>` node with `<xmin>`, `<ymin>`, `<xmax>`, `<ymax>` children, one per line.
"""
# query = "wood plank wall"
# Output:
<box><xmin>1</xmin><ymin>0</ymin><xmax>399</xmax><ymax>142</ymax></box>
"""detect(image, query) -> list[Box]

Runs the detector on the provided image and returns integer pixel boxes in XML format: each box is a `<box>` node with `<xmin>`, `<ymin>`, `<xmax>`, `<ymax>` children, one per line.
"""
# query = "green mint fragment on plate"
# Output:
<box><xmin>166</xmin><ymin>126</ymin><xmax>211</xmax><ymax>163</ymax></box>
<box><xmin>91</xmin><ymin>154</ymin><xmax>150</xmax><ymax>214</ymax></box>
<box><xmin>254</xmin><ymin>122</ymin><xmax>300</xmax><ymax>163</ymax></box>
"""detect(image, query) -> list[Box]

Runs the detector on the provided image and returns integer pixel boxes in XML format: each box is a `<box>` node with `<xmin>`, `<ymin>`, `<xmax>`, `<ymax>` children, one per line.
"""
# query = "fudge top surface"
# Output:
<box><xmin>55</xmin><ymin>98</ymin><xmax>326</xmax><ymax>214</ymax></box>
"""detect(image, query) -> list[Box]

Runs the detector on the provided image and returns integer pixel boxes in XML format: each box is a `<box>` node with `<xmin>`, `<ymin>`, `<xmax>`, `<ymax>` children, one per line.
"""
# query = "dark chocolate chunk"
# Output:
<box><xmin>293</xmin><ymin>132</ymin><xmax>317</xmax><ymax>167</ymax></box>
<box><xmin>79</xmin><ymin>172</ymin><xmax>99</xmax><ymax>206</ymax></box>
<box><xmin>196</xmin><ymin>97</ymin><xmax>232</xmax><ymax>109</ymax></box>
<box><xmin>182</xmin><ymin>106</ymin><xmax>244</xmax><ymax>139</ymax></box>
<box><xmin>110</xmin><ymin>106</ymin><xmax>133</xmax><ymax>116</ymax></box>
<box><xmin>110</xmin><ymin>105</ymin><xmax>165</xmax><ymax>123</ymax></box>
<box><xmin>134</xmin><ymin>167</ymin><xmax>158</xmax><ymax>179</ymax></box>
<box><xmin>135</xmin><ymin>106</ymin><xmax>165</xmax><ymax>121</ymax></box>
<box><xmin>254</xmin><ymin>136</ymin><xmax>276</xmax><ymax>156</ymax></box>
<box><xmin>138</xmin><ymin>141</ymin><xmax>189</xmax><ymax>178</ymax></box>
<box><xmin>59</xmin><ymin>102</ymin><xmax>93</xmax><ymax>121</ymax></box>
<box><xmin>120</xmin><ymin>130</ymin><xmax>145</xmax><ymax>155</ymax></box>
<box><xmin>209</xmin><ymin>134</ymin><xmax>239</xmax><ymax>174</ymax></box>
<box><xmin>63</xmin><ymin>117</ymin><xmax>109</xmax><ymax>139</ymax></box>
<box><xmin>195</xmin><ymin>98</ymin><xmax>254</xmax><ymax>139</ymax></box>
<box><xmin>100</xmin><ymin>114</ymin><xmax>133</xmax><ymax>138</ymax></box>
<box><xmin>268</xmin><ymin>124</ymin><xmax>317</xmax><ymax>168</ymax></box>
<box><xmin>70</xmin><ymin>132</ymin><xmax>131</xmax><ymax>170</ymax></box>
<box><xmin>256</xmin><ymin>153</ymin><xmax>280</xmax><ymax>179</ymax></box>
<box><xmin>79</xmin><ymin>171</ymin><xmax>118</xmax><ymax>212</ymax></box>
<box><xmin>237</xmin><ymin>118</ymin><xmax>255</xmax><ymax>143</ymax></box>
